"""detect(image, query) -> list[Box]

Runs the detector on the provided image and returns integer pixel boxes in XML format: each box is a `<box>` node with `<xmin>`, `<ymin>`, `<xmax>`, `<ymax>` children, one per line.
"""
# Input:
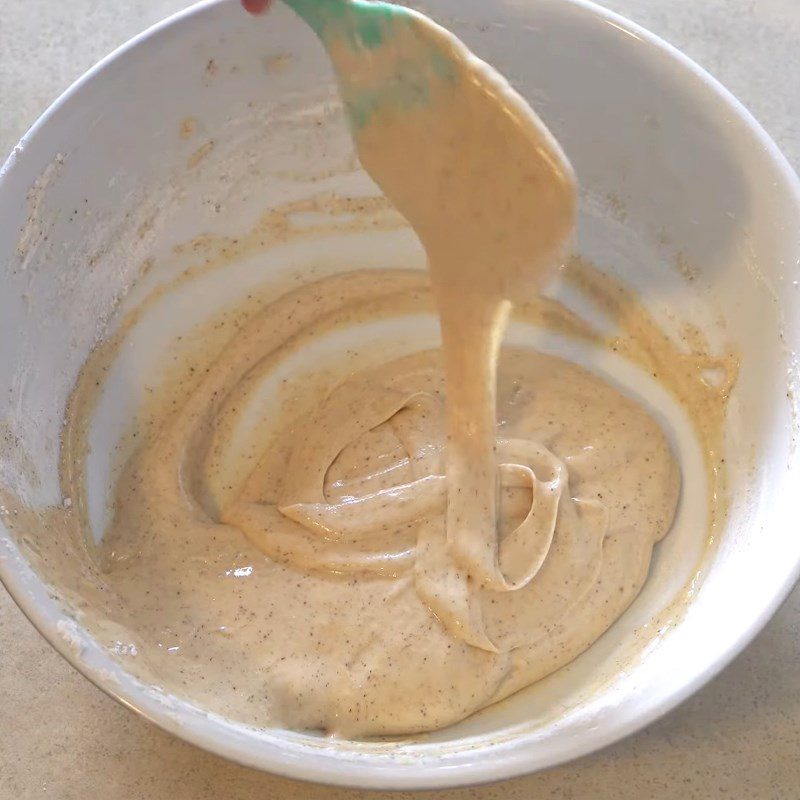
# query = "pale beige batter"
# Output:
<box><xmin>98</xmin><ymin>268</ymin><xmax>678</xmax><ymax>736</ymax></box>
<box><xmin>56</xmin><ymin>12</ymin><xmax>688</xmax><ymax>737</ymax></box>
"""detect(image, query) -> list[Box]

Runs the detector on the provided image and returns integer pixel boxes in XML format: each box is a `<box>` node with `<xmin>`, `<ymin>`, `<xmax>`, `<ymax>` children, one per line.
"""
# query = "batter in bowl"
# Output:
<box><xmin>98</xmin><ymin>268</ymin><xmax>679</xmax><ymax>736</ymax></box>
<box><xmin>68</xmin><ymin>4</ymin><xmax>683</xmax><ymax>736</ymax></box>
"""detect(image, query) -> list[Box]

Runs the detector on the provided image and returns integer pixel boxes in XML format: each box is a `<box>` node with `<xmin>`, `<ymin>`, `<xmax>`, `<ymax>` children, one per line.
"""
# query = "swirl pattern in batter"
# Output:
<box><xmin>98</xmin><ymin>267</ymin><xmax>679</xmax><ymax>737</ymax></box>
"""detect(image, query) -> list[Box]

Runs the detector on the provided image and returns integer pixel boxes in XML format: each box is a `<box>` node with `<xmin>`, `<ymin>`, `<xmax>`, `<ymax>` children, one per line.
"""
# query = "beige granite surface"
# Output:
<box><xmin>1</xmin><ymin>1</ymin><xmax>799</xmax><ymax>798</ymax></box>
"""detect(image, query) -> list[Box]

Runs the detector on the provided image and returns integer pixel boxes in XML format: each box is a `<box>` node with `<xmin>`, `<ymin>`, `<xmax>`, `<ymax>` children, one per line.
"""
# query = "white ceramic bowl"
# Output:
<box><xmin>1</xmin><ymin>0</ymin><xmax>799</xmax><ymax>790</ymax></box>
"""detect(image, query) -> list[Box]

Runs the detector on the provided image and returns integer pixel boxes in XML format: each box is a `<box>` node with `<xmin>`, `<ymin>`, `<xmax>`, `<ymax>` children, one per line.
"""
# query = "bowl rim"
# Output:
<box><xmin>2</xmin><ymin>0</ymin><xmax>800</xmax><ymax>790</ymax></box>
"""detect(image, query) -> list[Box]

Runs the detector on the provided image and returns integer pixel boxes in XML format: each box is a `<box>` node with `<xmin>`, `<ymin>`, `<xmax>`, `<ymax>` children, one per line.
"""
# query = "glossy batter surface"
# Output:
<box><xmin>96</xmin><ymin>267</ymin><xmax>678</xmax><ymax>737</ymax></box>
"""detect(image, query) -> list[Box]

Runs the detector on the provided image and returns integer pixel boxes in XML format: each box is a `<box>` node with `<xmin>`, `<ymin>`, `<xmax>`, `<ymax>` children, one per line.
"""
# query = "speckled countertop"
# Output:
<box><xmin>1</xmin><ymin>1</ymin><xmax>799</xmax><ymax>798</ymax></box>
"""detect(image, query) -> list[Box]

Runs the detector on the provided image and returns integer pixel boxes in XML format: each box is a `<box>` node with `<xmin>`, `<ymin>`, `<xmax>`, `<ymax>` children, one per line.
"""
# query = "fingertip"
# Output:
<box><xmin>241</xmin><ymin>0</ymin><xmax>271</xmax><ymax>15</ymax></box>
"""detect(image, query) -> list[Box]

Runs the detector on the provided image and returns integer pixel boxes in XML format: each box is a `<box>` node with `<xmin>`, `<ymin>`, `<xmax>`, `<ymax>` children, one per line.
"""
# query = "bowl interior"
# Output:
<box><xmin>1</xmin><ymin>0</ymin><xmax>799</xmax><ymax>789</ymax></box>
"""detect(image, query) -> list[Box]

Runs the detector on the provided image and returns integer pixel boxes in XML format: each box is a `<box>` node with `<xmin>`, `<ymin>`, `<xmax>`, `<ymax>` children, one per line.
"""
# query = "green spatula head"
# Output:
<box><xmin>284</xmin><ymin>0</ymin><xmax>459</xmax><ymax>129</ymax></box>
<box><xmin>286</xmin><ymin>0</ymin><xmax>403</xmax><ymax>48</ymax></box>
